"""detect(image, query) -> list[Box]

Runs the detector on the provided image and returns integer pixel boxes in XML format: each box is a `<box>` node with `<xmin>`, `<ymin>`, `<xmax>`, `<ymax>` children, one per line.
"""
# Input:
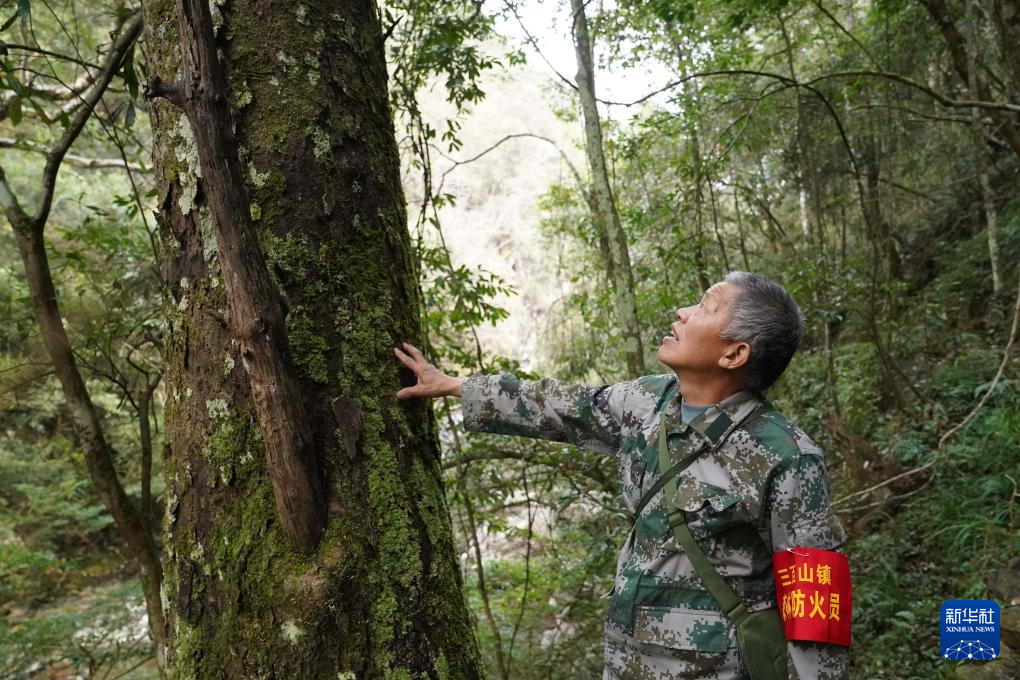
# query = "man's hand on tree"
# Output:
<box><xmin>393</xmin><ymin>342</ymin><xmax>464</xmax><ymax>399</ymax></box>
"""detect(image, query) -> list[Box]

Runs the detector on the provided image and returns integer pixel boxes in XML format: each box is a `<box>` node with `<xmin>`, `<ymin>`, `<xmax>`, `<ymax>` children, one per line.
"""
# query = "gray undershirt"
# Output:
<box><xmin>680</xmin><ymin>398</ymin><xmax>712</xmax><ymax>425</ymax></box>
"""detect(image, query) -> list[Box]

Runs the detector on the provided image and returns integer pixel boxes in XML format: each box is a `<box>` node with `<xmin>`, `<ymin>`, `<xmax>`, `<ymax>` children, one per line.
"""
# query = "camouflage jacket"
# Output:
<box><xmin>462</xmin><ymin>372</ymin><xmax>850</xmax><ymax>680</ymax></box>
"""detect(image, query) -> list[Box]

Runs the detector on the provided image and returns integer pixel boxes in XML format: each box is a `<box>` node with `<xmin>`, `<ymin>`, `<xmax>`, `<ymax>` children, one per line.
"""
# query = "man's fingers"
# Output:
<box><xmin>396</xmin><ymin>385</ymin><xmax>424</xmax><ymax>399</ymax></box>
<box><xmin>402</xmin><ymin>342</ymin><xmax>425</xmax><ymax>362</ymax></box>
<box><xmin>393</xmin><ymin>346</ymin><xmax>419</xmax><ymax>371</ymax></box>
<box><xmin>395</xmin><ymin>344</ymin><xmax>438</xmax><ymax>401</ymax></box>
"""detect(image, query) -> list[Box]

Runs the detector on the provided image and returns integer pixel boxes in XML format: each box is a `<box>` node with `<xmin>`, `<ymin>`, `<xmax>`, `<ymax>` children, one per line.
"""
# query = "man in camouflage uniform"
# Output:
<box><xmin>394</xmin><ymin>271</ymin><xmax>850</xmax><ymax>679</ymax></box>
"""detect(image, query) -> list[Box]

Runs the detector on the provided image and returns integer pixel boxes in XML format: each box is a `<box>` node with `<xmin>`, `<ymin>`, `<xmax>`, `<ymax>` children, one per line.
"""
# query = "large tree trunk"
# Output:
<box><xmin>140</xmin><ymin>0</ymin><xmax>483</xmax><ymax>676</ymax></box>
<box><xmin>570</xmin><ymin>0</ymin><xmax>646</xmax><ymax>376</ymax></box>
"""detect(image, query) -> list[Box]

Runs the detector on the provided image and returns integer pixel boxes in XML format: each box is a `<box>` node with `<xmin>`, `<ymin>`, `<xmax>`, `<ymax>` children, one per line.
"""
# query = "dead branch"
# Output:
<box><xmin>146</xmin><ymin>0</ymin><xmax>327</xmax><ymax>550</ymax></box>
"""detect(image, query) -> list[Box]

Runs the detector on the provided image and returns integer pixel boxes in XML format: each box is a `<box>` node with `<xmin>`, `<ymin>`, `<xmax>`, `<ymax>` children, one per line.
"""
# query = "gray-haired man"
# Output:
<box><xmin>395</xmin><ymin>271</ymin><xmax>851</xmax><ymax>679</ymax></box>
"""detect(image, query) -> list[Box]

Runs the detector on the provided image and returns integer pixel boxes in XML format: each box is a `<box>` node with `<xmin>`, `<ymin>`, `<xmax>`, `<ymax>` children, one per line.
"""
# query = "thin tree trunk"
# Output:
<box><xmin>977</xmin><ymin>155</ymin><xmax>1003</xmax><ymax>295</ymax></box>
<box><xmin>10</xmin><ymin>211</ymin><xmax>167</xmax><ymax>671</ymax></box>
<box><xmin>966</xmin><ymin>12</ymin><xmax>1003</xmax><ymax>295</ymax></box>
<box><xmin>707</xmin><ymin>175</ymin><xmax>730</xmax><ymax>272</ymax></box>
<box><xmin>779</xmin><ymin>14</ymin><xmax>812</xmax><ymax>238</ymax></box>
<box><xmin>990</xmin><ymin>0</ymin><xmax>1020</xmax><ymax>99</ymax></box>
<box><xmin>570</xmin><ymin>0</ymin><xmax>646</xmax><ymax>376</ymax></box>
<box><xmin>861</xmin><ymin>133</ymin><xmax>903</xmax><ymax>282</ymax></box>
<box><xmin>734</xmin><ymin>188</ymin><xmax>750</xmax><ymax>270</ymax></box>
<box><xmin>919</xmin><ymin>0</ymin><xmax>1020</xmax><ymax>159</ymax></box>
<box><xmin>690</xmin><ymin>128</ymin><xmax>711</xmax><ymax>291</ymax></box>
<box><xmin>138</xmin><ymin>375</ymin><xmax>161</xmax><ymax>534</ymax></box>
<box><xmin>824</xmin><ymin>318</ymin><xmax>841</xmax><ymax>418</ymax></box>
<box><xmin>140</xmin><ymin>0</ymin><xmax>483</xmax><ymax>676</ymax></box>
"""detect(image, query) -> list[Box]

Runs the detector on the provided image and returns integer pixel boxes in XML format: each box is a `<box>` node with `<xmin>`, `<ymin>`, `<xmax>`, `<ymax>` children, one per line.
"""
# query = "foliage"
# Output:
<box><xmin>0</xmin><ymin>1</ymin><xmax>161</xmax><ymax>676</ymax></box>
<box><xmin>1</xmin><ymin>578</ymin><xmax>156</xmax><ymax>680</ymax></box>
<box><xmin>459</xmin><ymin>0</ymin><xmax>1020</xmax><ymax>676</ymax></box>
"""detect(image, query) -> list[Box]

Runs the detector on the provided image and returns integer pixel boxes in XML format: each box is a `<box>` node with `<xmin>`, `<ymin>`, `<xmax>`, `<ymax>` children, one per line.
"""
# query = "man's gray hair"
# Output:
<box><xmin>721</xmin><ymin>271</ymin><xmax>806</xmax><ymax>394</ymax></box>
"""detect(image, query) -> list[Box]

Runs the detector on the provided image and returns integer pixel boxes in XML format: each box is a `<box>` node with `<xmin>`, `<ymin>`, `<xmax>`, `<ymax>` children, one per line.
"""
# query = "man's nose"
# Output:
<box><xmin>675</xmin><ymin>306</ymin><xmax>691</xmax><ymax>322</ymax></box>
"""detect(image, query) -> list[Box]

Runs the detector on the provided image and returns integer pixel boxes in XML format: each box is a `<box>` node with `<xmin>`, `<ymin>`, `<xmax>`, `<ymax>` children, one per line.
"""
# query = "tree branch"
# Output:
<box><xmin>2</xmin><ymin>42</ymin><xmax>103</xmax><ymax>70</ymax></box>
<box><xmin>0</xmin><ymin>69</ymin><xmax>96</xmax><ymax>106</ymax></box>
<box><xmin>502</xmin><ymin>0</ymin><xmax>579</xmax><ymax>94</ymax></box>
<box><xmin>0</xmin><ymin>137</ymin><xmax>148</xmax><ymax>171</ymax></box>
<box><xmin>596</xmin><ymin>67</ymin><xmax>1020</xmax><ymax>115</ymax></box>
<box><xmin>35</xmin><ymin>12</ymin><xmax>143</xmax><ymax>230</ymax></box>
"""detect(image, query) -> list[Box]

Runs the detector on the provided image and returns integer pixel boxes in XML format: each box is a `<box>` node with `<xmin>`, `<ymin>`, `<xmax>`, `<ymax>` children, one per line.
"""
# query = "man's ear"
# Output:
<box><xmin>719</xmin><ymin>341</ymin><xmax>750</xmax><ymax>370</ymax></box>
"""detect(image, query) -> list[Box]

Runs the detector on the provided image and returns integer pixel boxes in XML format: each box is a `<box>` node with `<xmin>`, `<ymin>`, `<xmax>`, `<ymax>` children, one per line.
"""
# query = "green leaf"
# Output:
<box><xmin>9</xmin><ymin>95</ymin><xmax>21</xmax><ymax>124</ymax></box>
<box><xmin>26</xmin><ymin>96</ymin><xmax>46</xmax><ymax>120</ymax></box>
<box><xmin>124</xmin><ymin>100</ymin><xmax>135</xmax><ymax>128</ymax></box>
<box><xmin>0</xmin><ymin>10</ymin><xmax>18</xmax><ymax>31</ymax></box>
<box><xmin>1</xmin><ymin>0</ymin><xmax>30</xmax><ymax>31</ymax></box>
<box><xmin>119</xmin><ymin>44</ymin><xmax>138</xmax><ymax>99</ymax></box>
<box><xmin>5</xmin><ymin>72</ymin><xmax>25</xmax><ymax>96</ymax></box>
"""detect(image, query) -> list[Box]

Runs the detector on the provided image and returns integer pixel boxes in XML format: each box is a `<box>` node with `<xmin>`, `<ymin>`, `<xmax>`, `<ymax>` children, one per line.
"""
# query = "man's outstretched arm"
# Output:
<box><xmin>393</xmin><ymin>342</ymin><xmax>639</xmax><ymax>455</ymax></box>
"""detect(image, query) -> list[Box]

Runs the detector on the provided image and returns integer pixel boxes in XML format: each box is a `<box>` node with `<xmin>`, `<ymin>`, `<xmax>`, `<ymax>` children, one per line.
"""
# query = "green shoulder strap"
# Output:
<box><xmin>632</xmin><ymin>445</ymin><xmax>706</xmax><ymax>519</ymax></box>
<box><xmin>654</xmin><ymin>401</ymin><xmax>790</xmax><ymax>680</ymax></box>
<box><xmin>657</xmin><ymin>422</ymin><xmax>749</xmax><ymax>622</ymax></box>
<box><xmin>653</xmin><ymin>400</ymin><xmax>774</xmax><ymax>624</ymax></box>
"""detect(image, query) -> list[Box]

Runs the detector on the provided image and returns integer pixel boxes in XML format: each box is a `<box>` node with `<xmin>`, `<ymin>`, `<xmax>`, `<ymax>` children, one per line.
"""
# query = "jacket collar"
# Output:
<box><xmin>662</xmin><ymin>378</ymin><xmax>766</xmax><ymax>449</ymax></box>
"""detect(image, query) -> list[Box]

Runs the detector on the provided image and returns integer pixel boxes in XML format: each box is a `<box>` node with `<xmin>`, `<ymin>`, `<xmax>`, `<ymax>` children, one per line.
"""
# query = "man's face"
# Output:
<box><xmin>657</xmin><ymin>281</ymin><xmax>741</xmax><ymax>373</ymax></box>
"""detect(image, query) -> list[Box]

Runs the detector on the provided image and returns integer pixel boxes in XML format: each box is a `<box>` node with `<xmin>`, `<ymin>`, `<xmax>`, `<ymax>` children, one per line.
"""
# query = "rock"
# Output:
<box><xmin>987</xmin><ymin>558</ymin><xmax>1020</xmax><ymax>605</ymax></box>
<box><xmin>1001</xmin><ymin>606</ymin><xmax>1020</xmax><ymax>651</ymax></box>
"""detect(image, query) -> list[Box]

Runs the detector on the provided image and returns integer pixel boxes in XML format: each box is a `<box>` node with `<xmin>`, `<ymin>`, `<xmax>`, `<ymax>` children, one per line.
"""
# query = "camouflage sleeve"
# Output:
<box><xmin>766</xmin><ymin>453</ymin><xmax>850</xmax><ymax>680</ymax></box>
<box><xmin>460</xmin><ymin>372</ymin><xmax>634</xmax><ymax>456</ymax></box>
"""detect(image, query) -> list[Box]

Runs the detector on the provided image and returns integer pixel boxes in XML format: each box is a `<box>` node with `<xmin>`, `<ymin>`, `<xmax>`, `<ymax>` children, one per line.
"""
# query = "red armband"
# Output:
<box><xmin>772</xmin><ymin>547</ymin><xmax>852</xmax><ymax>647</ymax></box>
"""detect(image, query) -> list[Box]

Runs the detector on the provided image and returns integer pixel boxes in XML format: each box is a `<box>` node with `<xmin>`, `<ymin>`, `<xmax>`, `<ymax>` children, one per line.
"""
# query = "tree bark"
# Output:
<box><xmin>140</xmin><ymin>0</ymin><xmax>483</xmax><ymax>676</ymax></box>
<box><xmin>150</xmin><ymin>0</ymin><xmax>326</xmax><ymax>552</ymax></box>
<box><xmin>570</xmin><ymin>0</ymin><xmax>646</xmax><ymax>376</ymax></box>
